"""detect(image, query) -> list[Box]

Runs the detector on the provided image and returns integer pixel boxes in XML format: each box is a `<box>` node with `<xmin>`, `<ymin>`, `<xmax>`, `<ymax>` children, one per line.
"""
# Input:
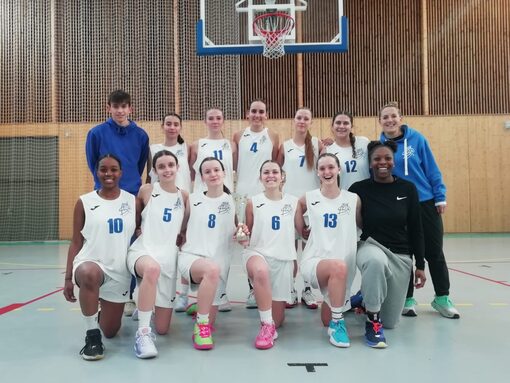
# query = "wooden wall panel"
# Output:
<box><xmin>427</xmin><ymin>0</ymin><xmax>510</xmax><ymax>114</ymax></box>
<box><xmin>301</xmin><ymin>0</ymin><xmax>423</xmax><ymax>118</ymax></box>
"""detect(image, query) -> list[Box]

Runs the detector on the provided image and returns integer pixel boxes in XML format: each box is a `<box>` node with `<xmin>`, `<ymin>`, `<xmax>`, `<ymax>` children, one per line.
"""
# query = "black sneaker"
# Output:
<box><xmin>79</xmin><ymin>329</ymin><xmax>105</xmax><ymax>360</ymax></box>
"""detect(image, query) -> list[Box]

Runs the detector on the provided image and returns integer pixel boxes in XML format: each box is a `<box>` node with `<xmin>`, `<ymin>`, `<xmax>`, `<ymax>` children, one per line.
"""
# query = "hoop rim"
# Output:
<box><xmin>252</xmin><ymin>12</ymin><xmax>295</xmax><ymax>35</ymax></box>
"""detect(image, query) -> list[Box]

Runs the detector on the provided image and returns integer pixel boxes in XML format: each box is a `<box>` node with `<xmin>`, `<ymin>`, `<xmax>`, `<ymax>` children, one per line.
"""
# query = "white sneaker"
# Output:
<box><xmin>174</xmin><ymin>294</ymin><xmax>189</xmax><ymax>312</ymax></box>
<box><xmin>286</xmin><ymin>288</ymin><xmax>298</xmax><ymax>308</ymax></box>
<box><xmin>218</xmin><ymin>293</ymin><xmax>232</xmax><ymax>312</ymax></box>
<box><xmin>301</xmin><ymin>288</ymin><xmax>318</xmax><ymax>309</ymax></box>
<box><xmin>246</xmin><ymin>289</ymin><xmax>257</xmax><ymax>309</ymax></box>
<box><xmin>134</xmin><ymin>328</ymin><xmax>158</xmax><ymax>359</ymax></box>
<box><xmin>124</xmin><ymin>301</ymin><xmax>136</xmax><ymax>317</ymax></box>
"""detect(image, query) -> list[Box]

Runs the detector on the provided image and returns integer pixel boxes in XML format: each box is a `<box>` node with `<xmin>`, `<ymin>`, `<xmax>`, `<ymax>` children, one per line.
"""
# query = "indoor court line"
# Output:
<box><xmin>0</xmin><ymin>288</ymin><xmax>63</xmax><ymax>315</ymax></box>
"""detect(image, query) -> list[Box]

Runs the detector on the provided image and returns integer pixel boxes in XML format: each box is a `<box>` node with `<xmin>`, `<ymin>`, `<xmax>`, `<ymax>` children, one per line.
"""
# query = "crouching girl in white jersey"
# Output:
<box><xmin>238</xmin><ymin>160</ymin><xmax>300</xmax><ymax>349</ymax></box>
<box><xmin>126</xmin><ymin>150</ymin><xmax>188</xmax><ymax>358</ymax></box>
<box><xmin>178</xmin><ymin>157</ymin><xmax>237</xmax><ymax>350</ymax></box>
<box><xmin>296</xmin><ymin>153</ymin><xmax>361</xmax><ymax>348</ymax></box>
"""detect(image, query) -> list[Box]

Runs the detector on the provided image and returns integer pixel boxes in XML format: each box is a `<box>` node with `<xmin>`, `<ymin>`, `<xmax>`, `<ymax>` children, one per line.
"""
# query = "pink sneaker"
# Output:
<box><xmin>254</xmin><ymin>322</ymin><xmax>277</xmax><ymax>350</ymax></box>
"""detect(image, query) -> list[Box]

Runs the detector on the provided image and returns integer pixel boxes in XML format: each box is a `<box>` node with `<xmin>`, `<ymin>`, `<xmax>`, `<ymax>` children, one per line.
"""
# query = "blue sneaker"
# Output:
<box><xmin>365</xmin><ymin>320</ymin><xmax>387</xmax><ymax>349</ymax></box>
<box><xmin>327</xmin><ymin>319</ymin><xmax>350</xmax><ymax>348</ymax></box>
<box><xmin>350</xmin><ymin>290</ymin><xmax>363</xmax><ymax>310</ymax></box>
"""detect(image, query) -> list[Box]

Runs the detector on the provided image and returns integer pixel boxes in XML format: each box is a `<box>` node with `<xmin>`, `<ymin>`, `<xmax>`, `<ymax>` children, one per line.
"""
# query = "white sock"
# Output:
<box><xmin>258</xmin><ymin>309</ymin><xmax>273</xmax><ymax>324</ymax></box>
<box><xmin>137</xmin><ymin>310</ymin><xmax>152</xmax><ymax>329</ymax></box>
<box><xmin>83</xmin><ymin>312</ymin><xmax>99</xmax><ymax>331</ymax></box>
<box><xmin>196</xmin><ymin>312</ymin><xmax>209</xmax><ymax>324</ymax></box>
<box><xmin>331</xmin><ymin>306</ymin><xmax>344</xmax><ymax>321</ymax></box>
<box><xmin>181</xmin><ymin>283</ymin><xmax>190</xmax><ymax>295</ymax></box>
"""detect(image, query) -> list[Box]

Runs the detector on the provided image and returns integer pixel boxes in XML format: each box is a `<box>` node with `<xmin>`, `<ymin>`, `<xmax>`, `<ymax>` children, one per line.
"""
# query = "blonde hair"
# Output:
<box><xmin>378</xmin><ymin>101</ymin><xmax>401</xmax><ymax>119</ymax></box>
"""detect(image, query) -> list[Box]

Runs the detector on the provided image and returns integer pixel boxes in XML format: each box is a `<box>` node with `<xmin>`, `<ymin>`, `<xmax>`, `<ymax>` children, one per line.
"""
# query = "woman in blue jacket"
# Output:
<box><xmin>378</xmin><ymin>102</ymin><xmax>459</xmax><ymax>319</ymax></box>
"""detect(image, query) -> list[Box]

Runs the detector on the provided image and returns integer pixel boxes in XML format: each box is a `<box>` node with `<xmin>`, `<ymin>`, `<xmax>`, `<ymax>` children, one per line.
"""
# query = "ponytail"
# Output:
<box><xmin>304</xmin><ymin>131</ymin><xmax>315</xmax><ymax>170</ymax></box>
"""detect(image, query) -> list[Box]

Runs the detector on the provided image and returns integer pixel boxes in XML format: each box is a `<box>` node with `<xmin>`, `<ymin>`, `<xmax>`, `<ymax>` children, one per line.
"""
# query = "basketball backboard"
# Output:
<box><xmin>197</xmin><ymin>0</ymin><xmax>348</xmax><ymax>56</ymax></box>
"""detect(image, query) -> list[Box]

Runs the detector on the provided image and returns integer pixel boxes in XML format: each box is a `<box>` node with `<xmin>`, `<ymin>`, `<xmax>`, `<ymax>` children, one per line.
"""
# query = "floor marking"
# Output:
<box><xmin>449</xmin><ymin>267</ymin><xmax>510</xmax><ymax>287</ymax></box>
<box><xmin>288</xmin><ymin>363</ymin><xmax>328</xmax><ymax>372</ymax></box>
<box><xmin>0</xmin><ymin>288</ymin><xmax>64</xmax><ymax>315</ymax></box>
<box><xmin>0</xmin><ymin>262</ymin><xmax>64</xmax><ymax>268</ymax></box>
<box><xmin>489</xmin><ymin>303</ymin><xmax>509</xmax><ymax>306</ymax></box>
<box><xmin>37</xmin><ymin>308</ymin><xmax>56</xmax><ymax>312</ymax></box>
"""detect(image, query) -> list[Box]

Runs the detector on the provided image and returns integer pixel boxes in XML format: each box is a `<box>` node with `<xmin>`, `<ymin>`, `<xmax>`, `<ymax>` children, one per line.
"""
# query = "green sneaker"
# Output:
<box><xmin>431</xmin><ymin>295</ymin><xmax>460</xmax><ymax>319</ymax></box>
<box><xmin>186</xmin><ymin>302</ymin><xmax>197</xmax><ymax>316</ymax></box>
<box><xmin>193</xmin><ymin>321</ymin><xmax>214</xmax><ymax>350</ymax></box>
<box><xmin>402</xmin><ymin>297</ymin><xmax>418</xmax><ymax>317</ymax></box>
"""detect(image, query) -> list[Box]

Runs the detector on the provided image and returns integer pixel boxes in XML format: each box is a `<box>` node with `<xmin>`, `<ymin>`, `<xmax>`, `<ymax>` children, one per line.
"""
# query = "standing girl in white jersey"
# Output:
<box><xmin>147</xmin><ymin>113</ymin><xmax>192</xmax><ymax>192</ymax></box>
<box><xmin>126</xmin><ymin>150</ymin><xmax>188</xmax><ymax>359</ymax></box>
<box><xmin>64</xmin><ymin>154</ymin><xmax>141</xmax><ymax>361</ymax></box>
<box><xmin>238</xmin><ymin>160</ymin><xmax>300</xmax><ymax>349</ymax></box>
<box><xmin>189</xmin><ymin>108</ymin><xmax>236</xmax><ymax>312</ymax></box>
<box><xmin>190</xmin><ymin>108</ymin><xmax>236</xmax><ymax>193</ymax></box>
<box><xmin>296</xmin><ymin>153</ymin><xmax>361</xmax><ymax>348</ymax></box>
<box><xmin>324</xmin><ymin>112</ymin><xmax>370</xmax><ymax>190</ymax></box>
<box><xmin>277</xmin><ymin>107</ymin><xmax>322</xmax><ymax>309</ymax></box>
<box><xmin>233</xmin><ymin>99</ymin><xmax>279</xmax><ymax>307</ymax></box>
<box><xmin>178</xmin><ymin>157</ymin><xmax>237</xmax><ymax>350</ymax></box>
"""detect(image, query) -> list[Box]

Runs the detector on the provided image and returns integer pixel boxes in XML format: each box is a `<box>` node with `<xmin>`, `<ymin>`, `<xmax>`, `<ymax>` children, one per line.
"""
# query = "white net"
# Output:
<box><xmin>253</xmin><ymin>12</ymin><xmax>295</xmax><ymax>59</ymax></box>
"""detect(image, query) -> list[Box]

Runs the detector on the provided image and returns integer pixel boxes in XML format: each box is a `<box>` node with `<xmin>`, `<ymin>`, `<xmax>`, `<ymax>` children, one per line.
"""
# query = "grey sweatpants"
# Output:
<box><xmin>357</xmin><ymin>238</ymin><xmax>413</xmax><ymax>329</ymax></box>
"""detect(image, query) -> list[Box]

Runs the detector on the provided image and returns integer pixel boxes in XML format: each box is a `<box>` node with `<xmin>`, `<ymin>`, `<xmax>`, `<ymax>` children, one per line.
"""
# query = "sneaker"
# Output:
<box><xmin>431</xmin><ymin>295</ymin><xmax>460</xmax><ymax>319</ymax></box>
<box><xmin>218</xmin><ymin>293</ymin><xmax>232</xmax><ymax>312</ymax></box>
<box><xmin>402</xmin><ymin>297</ymin><xmax>418</xmax><ymax>317</ymax></box>
<box><xmin>123</xmin><ymin>300</ymin><xmax>136</xmax><ymax>317</ymax></box>
<box><xmin>186</xmin><ymin>302</ymin><xmax>197</xmax><ymax>316</ymax></box>
<box><xmin>327</xmin><ymin>319</ymin><xmax>350</xmax><ymax>348</ymax></box>
<box><xmin>246</xmin><ymin>289</ymin><xmax>258</xmax><ymax>309</ymax></box>
<box><xmin>285</xmin><ymin>288</ymin><xmax>298</xmax><ymax>309</ymax></box>
<box><xmin>254</xmin><ymin>322</ymin><xmax>278</xmax><ymax>350</ymax></box>
<box><xmin>301</xmin><ymin>288</ymin><xmax>318</xmax><ymax>309</ymax></box>
<box><xmin>193</xmin><ymin>321</ymin><xmax>214</xmax><ymax>350</ymax></box>
<box><xmin>134</xmin><ymin>328</ymin><xmax>158</xmax><ymax>359</ymax></box>
<box><xmin>132</xmin><ymin>308</ymin><xmax>139</xmax><ymax>321</ymax></box>
<box><xmin>79</xmin><ymin>329</ymin><xmax>105</xmax><ymax>361</ymax></box>
<box><xmin>174</xmin><ymin>294</ymin><xmax>189</xmax><ymax>312</ymax></box>
<box><xmin>365</xmin><ymin>320</ymin><xmax>387</xmax><ymax>349</ymax></box>
<box><xmin>349</xmin><ymin>290</ymin><xmax>363</xmax><ymax>310</ymax></box>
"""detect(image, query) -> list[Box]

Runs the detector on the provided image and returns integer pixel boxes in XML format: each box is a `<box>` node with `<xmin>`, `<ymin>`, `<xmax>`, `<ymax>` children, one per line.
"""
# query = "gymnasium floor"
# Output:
<box><xmin>0</xmin><ymin>235</ymin><xmax>508</xmax><ymax>383</ymax></box>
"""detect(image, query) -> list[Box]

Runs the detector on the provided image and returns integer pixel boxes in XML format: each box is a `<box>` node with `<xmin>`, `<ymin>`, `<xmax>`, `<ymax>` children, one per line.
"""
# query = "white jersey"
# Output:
<box><xmin>282</xmin><ymin>137</ymin><xmax>320</xmax><ymax>198</ymax></box>
<box><xmin>150</xmin><ymin>143</ymin><xmax>192</xmax><ymax>192</ymax></box>
<box><xmin>74</xmin><ymin>190</ymin><xmax>136</xmax><ymax>283</ymax></box>
<box><xmin>301</xmin><ymin>189</ymin><xmax>358</xmax><ymax>303</ymax></box>
<box><xmin>193</xmin><ymin>138</ymin><xmax>234</xmax><ymax>193</ymax></box>
<box><xmin>248</xmin><ymin>193</ymin><xmax>298</xmax><ymax>261</ymax></box>
<box><xmin>236</xmin><ymin>127</ymin><xmax>273</xmax><ymax>197</ymax></box>
<box><xmin>129</xmin><ymin>183</ymin><xmax>184</xmax><ymax>277</ymax></box>
<box><xmin>326</xmin><ymin>136</ymin><xmax>370</xmax><ymax>190</ymax></box>
<box><xmin>180</xmin><ymin>192</ymin><xmax>236</xmax><ymax>277</ymax></box>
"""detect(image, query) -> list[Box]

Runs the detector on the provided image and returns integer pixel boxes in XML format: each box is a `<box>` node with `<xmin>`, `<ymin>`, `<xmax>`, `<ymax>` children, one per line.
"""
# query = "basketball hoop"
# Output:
<box><xmin>253</xmin><ymin>12</ymin><xmax>295</xmax><ymax>59</ymax></box>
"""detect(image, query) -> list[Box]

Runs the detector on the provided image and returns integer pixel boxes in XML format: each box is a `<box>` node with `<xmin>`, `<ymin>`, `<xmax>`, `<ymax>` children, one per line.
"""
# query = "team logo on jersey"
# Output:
<box><xmin>222</xmin><ymin>142</ymin><xmax>230</xmax><ymax>151</ymax></box>
<box><xmin>259</xmin><ymin>135</ymin><xmax>267</xmax><ymax>145</ymax></box>
<box><xmin>354</xmin><ymin>148</ymin><xmax>365</xmax><ymax>159</ymax></box>
<box><xmin>90</xmin><ymin>205</ymin><xmax>100</xmax><ymax>210</ymax></box>
<box><xmin>311</xmin><ymin>201</ymin><xmax>321</xmax><ymax>206</ymax></box>
<box><xmin>174</xmin><ymin>197</ymin><xmax>183</xmax><ymax>210</ymax></box>
<box><xmin>175</xmin><ymin>149</ymin><xmax>184</xmax><ymax>157</ymax></box>
<box><xmin>281</xmin><ymin>204</ymin><xmax>293</xmax><ymax>216</ymax></box>
<box><xmin>337</xmin><ymin>203</ymin><xmax>351</xmax><ymax>216</ymax></box>
<box><xmin>256</xmin><ymin>203</ymin><xmax>265</xmax><ymax>208</ymax></box>
<box><xmin>152</xmin><ymin>193</ymin><xmax>160</xmax><ymax>198</ymax></box>
<box><xmin>403</xmin><ymin>145</ymin><xmax>415</xmax><ymax>159</ymax></box>
<box><xmin>119</xmin><ymin>202</ymin><xmax>131</xmax><ymax>216</ymax></box>
<box><xmin>217</xmin><ymin>201</ymin><xmax>231</xmax><ymax>215</ymax></box>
